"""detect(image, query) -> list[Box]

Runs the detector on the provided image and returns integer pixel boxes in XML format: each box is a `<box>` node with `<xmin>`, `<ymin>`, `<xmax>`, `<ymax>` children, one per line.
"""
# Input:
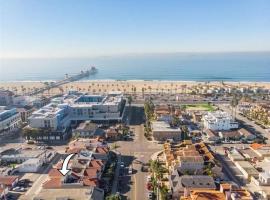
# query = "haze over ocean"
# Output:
<box><xmin>0</xmin><ymin>52</ymin><xmax>270</xmax><ymax>82</ymax></box>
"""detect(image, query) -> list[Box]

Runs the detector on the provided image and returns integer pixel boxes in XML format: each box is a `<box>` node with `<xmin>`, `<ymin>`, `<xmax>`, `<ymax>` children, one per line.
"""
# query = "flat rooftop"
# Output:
<box><xmin>152</xmin><ymin>121</ymin><xmax>181</xmax><ymax>132</ymax></box>
<box><xmin>33</xmin><ymin>187</ymin><xmax>104</xmax><ymax>200</ymax></box>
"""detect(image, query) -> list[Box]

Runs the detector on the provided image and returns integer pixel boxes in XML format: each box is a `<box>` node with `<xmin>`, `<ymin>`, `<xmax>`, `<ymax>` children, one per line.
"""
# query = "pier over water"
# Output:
<box><xmin>25</xmin><ymin>68</ymin><xmax>97</xmax><ymax>96</ymax></box>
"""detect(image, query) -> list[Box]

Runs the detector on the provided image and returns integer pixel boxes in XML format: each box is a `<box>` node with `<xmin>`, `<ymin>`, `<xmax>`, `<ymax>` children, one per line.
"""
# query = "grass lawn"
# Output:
<box><xmin>183</xmin><ymin>104</ymin><xmax>215</xmax><ymax>111</ymax></box>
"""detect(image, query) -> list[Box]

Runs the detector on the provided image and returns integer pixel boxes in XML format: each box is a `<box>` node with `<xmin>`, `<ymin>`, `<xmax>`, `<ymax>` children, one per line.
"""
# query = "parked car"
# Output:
<box><xmin>120</xmin><ymin>162</ymin><xmax>125</xmax><ymax>168</ymax></box>
<box><xmin>128</xmin><ymin>166</ymin><xmax>133</xmax><ymax>174</ymax></box>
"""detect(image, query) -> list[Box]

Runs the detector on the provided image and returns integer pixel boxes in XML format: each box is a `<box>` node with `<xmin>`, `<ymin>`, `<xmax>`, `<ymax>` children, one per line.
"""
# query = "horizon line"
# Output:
<box><xmin>1</xmin><ymin>50</ymin><xmax>270</xmax><ymax>59</ymax></box>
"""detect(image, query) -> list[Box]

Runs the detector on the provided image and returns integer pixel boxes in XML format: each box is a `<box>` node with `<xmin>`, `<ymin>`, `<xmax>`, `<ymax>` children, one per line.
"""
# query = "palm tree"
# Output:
<box><xmin>127</xmin><ymin>96</ymin><xmax>132</xmax><ymax>107</ymax></box>
<box><xmin>142</xmin><ymin>87</ymin><xmax>145</xmax><ymax>99</ymax></box>
<box><xmin>230</xmin><ymin>95</ymin><xmax>239</xmax><ymax>120</ymax></box>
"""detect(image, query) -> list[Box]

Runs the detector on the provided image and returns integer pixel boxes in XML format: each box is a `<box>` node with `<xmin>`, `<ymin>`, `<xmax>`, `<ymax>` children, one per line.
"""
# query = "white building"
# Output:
<box><xmin>28</xmin><ymin>103</ymin><xmax>70</xmax><ymax>131</ymax></box>
<box><xmin>69</xmin><ymin>93</ymin><xmax>124</xmax><ymax>122</ymax></box>
<box><xmin>29</xmin><ymin>93</ymin><xmax>124</xmax><ymax>131</ymax></box>
<box><xmin>0</xmin><ymin>107</ymin><xmax>21</xmax><ymax>133</ymax></box>
<box><xmin>18</xmin><ymin>158</ymin><xmax>43</xmax><ymax>173</ymax></box>
<box><xmin>203</xmin><ymin>111</ymin><xmax>238</xmax><ymax>131</ymax></box>
<box><xmin>259</xmin><ymin>171</ymin><xmax>270</xmax><ymax>185</ymax></box>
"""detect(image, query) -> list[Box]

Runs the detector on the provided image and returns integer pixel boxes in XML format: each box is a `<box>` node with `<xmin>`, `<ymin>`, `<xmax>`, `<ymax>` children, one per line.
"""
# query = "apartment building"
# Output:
<box><xmin>203</xmin><ymin>111</ymin><xmax>238</xmax><ymax>131</ymax></box>
<box><xmin>0</xmin><ymin>107</ymin><xmax>21</xmax><ymax>133</ymax></box>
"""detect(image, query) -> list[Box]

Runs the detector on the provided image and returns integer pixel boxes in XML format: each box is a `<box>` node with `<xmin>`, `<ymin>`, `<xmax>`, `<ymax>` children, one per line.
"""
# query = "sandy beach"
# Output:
<box><xmin>0</xmin><ymin>80</ymin><xmax>270</xmax><ymax>96</ymax></box>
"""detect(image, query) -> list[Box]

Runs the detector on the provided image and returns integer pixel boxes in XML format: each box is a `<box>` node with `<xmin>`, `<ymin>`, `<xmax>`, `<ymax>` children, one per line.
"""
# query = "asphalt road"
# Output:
<box><xmin>114</xmin><ymin>125</ymin><xmax>162</xmax><ymax>200</ymax></box>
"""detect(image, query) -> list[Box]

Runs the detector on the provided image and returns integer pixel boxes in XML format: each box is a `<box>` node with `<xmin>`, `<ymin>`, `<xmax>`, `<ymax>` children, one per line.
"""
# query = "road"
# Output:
<box><xmin>113</xmin><ymin>106</ymin><xmax>162</xmax><ymax>200</ymax></box>
<box><xmin>114</xmin><ymin>125</ymin><xmax>162</xmax><ymax>200</ymax></box>
<box><xmin>218</xmin><ymin>104</ymin><xmax>270</xmax><ymax>143</ymax></box>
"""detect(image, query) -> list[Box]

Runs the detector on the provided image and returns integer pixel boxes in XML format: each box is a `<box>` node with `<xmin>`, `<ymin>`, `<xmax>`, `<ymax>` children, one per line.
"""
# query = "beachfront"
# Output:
<box><xmin>0</xmin><ymin>80</ymin><xmax>270</xmax><ymax>96</ymax></box>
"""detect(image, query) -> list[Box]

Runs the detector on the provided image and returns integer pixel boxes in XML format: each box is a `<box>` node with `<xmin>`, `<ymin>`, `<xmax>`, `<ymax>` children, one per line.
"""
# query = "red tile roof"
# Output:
<box><xmin>89</xmin><ymin>159</ymin><xmax>104</xmax><ymax>170</ymax></box>
<box><xmin>0</xmin><ymin>176</ymin><xmax>18</xmax><ymax>186</ymax></box>
<box><xmin>48</xmin><ymin>169</ymin><xmax>63</xmax><ymax>178</ymax></box>
<box><xmin>95</xmin><ymin>146</ymin><xmax>109</xmax><ymax>154</ymax></box>
<box><xmin>43</xmin><ymin>178</ymin><xmax>62</xmax><ymax>189</ymax></box>
<box><xmin>84</xmin><ymin>168</ymin><xmax>99</xmax><ymax>178</ymax></box>
<box><xmin>82</xmin><ymin>178</ymin><xmax>98</xmax><ymax>187</ymax></box>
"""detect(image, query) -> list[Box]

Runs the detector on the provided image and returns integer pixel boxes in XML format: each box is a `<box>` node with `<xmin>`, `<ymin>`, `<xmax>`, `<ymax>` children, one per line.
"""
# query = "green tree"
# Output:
<box><xmin>106</xmin><ymin>194</ymin><xmax>121</xmax><ymax>200</ymax></box>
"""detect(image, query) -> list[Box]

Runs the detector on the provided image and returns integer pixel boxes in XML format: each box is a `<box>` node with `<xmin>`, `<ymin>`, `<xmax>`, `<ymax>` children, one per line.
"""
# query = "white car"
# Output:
<box><xmin>147</xmin><ymin>175</ymin><xmax>151</xmax><ymax>182</ymax></box>
<box><xmin>128</xmin><ymin>166</ymin><xmax>133</xmax><ymax>174</ymax></box>
<box><xmin>13</xmin><ymin>187</ymin><xmax>20</xmax><ymax>192</ymax></box>
<box><xmin>120</xmin><ymin>162</ymin><xmax>125</xmax><ymax>168</ymax></box>
<box><xmin>148</xmin><ymin>192</ymin><xmax>153</xmax><ymax>199</ymax></box>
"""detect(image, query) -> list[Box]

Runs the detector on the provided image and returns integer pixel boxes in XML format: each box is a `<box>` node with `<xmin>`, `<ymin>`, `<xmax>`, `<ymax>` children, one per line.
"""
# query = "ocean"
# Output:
<box><xmin>0</xmin><ymin>52</ymin><xmax>270</xmax><ymax>82</ymax></box>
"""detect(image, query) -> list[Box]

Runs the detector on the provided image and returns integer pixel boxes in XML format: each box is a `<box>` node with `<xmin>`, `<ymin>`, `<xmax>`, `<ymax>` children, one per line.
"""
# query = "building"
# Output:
<box><xmin>17</xmin><ymin>105</ymin><xmax>35</xmax><ymax>122</ymax></box>
<box><xmin>177</xmin><ymin>156</ymin><xmax>204</xmax><ymax>174</ymax></box>
<box><xmin>152</xmin><ymin>121</ymin><xmax>182</xmax><ymax>141</ymax></box>
<box><xmin>238</xmin><ymin>128</ymin><xmax>256</xmax><ymax>141</ymax></box>
<box><xmin>169</xmin><ymin>171</ymin><xmax>216</xmax><ymax>200</ymax></box>
<box><xmin>69</xmin><ymin>93</ymin><xmax>125</xmax><ymax>123</ymax></box>
<box><xmin>259</xmin><ymin>171</ymin><xmax>270</xmax><ymax>186</ymax></box>
<box><xmin>250</xmin><ymin>143</ymin><xmax>270</xmax><ymax>159</ymax></box>
<box><xmin>33</xmin><ymin>187</ymin><xmax>104</xmax><ymax>200</ymax></box>
<box><xmin>181</xmin><ymin>190</ymin><xmax>226</xmax><ymax>200</ymax></box>
<box><xmin>0</xmin><ymin>107</ymin><xmax>21</xmax><ymax>134</ymax></box>
<box><xmin>18</xmin><ymin>158</ymin><xmax>43</xmax><ymax>173</ymax></box>
<box><xmin>203</xmin><ymin>111</ymin><xmax>238</xmax><ymax>131</ymax></box>
<box><xmin>0</xmin><ymin>90</ymin><xmax>14</xmax><ymax>106</ymax></box>
<box><xmin>72</xmin><ymin>121</ymin><xmax>98</xmax><ymax>137</ymax></box>
<box><xmin>0</xmin><ymin>147</ymin><xmax>54</xmax><ymax>165</ymax></box>
<box><xmin>28</xmin><ymin>93</ymin><xmax>125</xmax><ymax>140</ymax></box>
<box><xmin>228</xmin><ymin>149</ymin><xmax>245</xmax><ymax>161</ymax></box>
<box><xmin>28</xmin><ymin>103</ymin><xmax>71</xmax><ymax>131</ymax></box>
<box><xmin>204</xmin><ymin>129</ymin><xmax>219</xmax><ymax>142</ymax></box>
<box><xmin>105</xmin><ymin>127</ymin><xmax>119</xmax><ymax>140</ymax></box>
<box><xmin>0</xmin><ymin>176</ymin><xmax>19</xmax><ymax>193</ymax></box>
<box><xmin>218</xmin><ymin>130</ymin><xmax>241</xmax><ymax>141</ymax></box>
<box><xmin>235</xmin><ymin>161</ymin><xmax>259</xmax><ymax>181</ymax></box>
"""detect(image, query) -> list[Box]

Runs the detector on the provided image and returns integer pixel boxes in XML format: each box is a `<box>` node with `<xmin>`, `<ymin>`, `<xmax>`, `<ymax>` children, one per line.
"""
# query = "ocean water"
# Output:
<box><xmin>0</xmin><ymin>52</ymin><xmax>270</xmax><ymax>82</ymax></box>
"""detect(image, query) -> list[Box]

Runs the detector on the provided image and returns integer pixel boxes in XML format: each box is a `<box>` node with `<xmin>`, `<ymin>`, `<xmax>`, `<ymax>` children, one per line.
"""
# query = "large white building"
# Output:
<box><xmin>203</xmin><ymin>111</ymin><xmax>238</xmax><ymax>131</ymax></box>
<box><xmin>28</xmin><ymin>103</ymin><xmax>71</xmax><ymax>131</ymax></box>
<box><xmin>0</xmin><ymin>107</ymin><xmax>21</xmax><ymax>133</ymax></box>
<box><xmin>28</xmin><ymin>92</ymin><xmax>125</xmax><ymax>133</ymax></box>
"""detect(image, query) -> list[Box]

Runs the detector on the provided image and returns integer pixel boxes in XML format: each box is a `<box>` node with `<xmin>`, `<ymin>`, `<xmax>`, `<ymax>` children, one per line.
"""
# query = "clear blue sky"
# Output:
<box><xmin>0</xmin><ymin>0</ymin><xmax>270</xmax><ymax>58</ymax></box>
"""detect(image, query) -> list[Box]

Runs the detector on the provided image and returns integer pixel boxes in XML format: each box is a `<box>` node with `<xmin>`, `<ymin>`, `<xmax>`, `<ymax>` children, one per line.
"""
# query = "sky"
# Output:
<box><xmin>0</xmin><ymin>0</ymin><xmax>270</xmax><ymax>58</ymax></box>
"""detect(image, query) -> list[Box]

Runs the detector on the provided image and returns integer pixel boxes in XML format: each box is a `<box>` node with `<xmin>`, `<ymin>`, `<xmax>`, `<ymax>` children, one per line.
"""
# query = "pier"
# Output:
<box><xmin>25</xmin><ymin>69</ymin><xmax>96</xmax><ymax>96</ymax></box>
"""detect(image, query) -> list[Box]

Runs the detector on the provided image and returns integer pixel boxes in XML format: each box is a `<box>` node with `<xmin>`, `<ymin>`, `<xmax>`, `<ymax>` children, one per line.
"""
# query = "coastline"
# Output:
<box><xmin>1</xmin><ymin>80</ymin><xmax>270</xmax><ymax>95</ymax></box>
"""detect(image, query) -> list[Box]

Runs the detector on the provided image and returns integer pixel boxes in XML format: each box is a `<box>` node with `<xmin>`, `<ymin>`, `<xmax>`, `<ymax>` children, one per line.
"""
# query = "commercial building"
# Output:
<box><xmin>0</xmin><ymin>107</ymin><xmax>21</xmax><ymax>134</ymax></box>
<box><xmin>203</xmin><ymin>111</ymin><xmax>238</xmax><ymax>131</ymax></box>
<box><xmin>28</xmin><ymin>93</ymin><xmax>125</xmax><ymax>140</ymax></box>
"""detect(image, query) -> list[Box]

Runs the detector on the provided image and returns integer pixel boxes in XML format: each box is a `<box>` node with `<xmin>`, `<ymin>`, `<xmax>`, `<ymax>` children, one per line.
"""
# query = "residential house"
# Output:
<box><xmin>0</xmin><ymin>175</ymin><xmax>18</xmax><ymax>197</ymax></box>
<box><xmin>72</xmin><ymin>121</ymin><xmax>98</xmax><ymax>137</ymax></box>
<box><xmin>169</xmin><ymin>170</ymin><xmax>216</xmax><ymax>200</ymax></box>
